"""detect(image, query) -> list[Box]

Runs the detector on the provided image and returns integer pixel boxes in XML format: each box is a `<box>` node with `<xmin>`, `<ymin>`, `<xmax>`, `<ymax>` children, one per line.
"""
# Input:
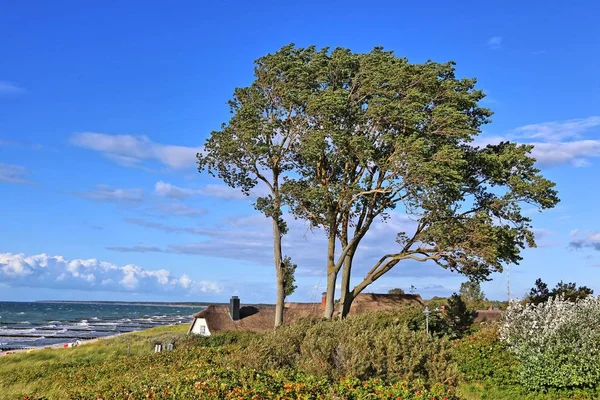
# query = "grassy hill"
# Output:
<box><xmin>1</xmin><ymin>307</ymin><xmax>597</xmax><ymax>400</ymax></box>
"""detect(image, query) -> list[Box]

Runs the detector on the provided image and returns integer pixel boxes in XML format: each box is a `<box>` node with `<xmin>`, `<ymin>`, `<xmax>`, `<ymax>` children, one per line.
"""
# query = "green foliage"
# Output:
<box><xmin>459</xmin><ymin>280</ymin><xmax>486</xmax><ymax>308</ymax></box>
<box><xmin>4</xmin><ymin>321</ymin><xmax>456</xmax><ymax>400</ymax></box>
<box><xmin>243</xmin><ymin>308</ymin><xmax>459</xmax><ymax>390</ymax></box>
<box><xmin>452</xmin><ymin>327</ymin><xmax>520</xmax><ymax>387</ymax></box>
<box><xmin>501</xmin><ymin>296</ymin><xmax>600</xmax><ymax>391</ymax></box>
<box><xmin>201</xmin><ymin>43</ymin><xmax>559</xmax><ymax>321</ymax></box>
<box><xmin>527</xmin><ymin>278</ymin><xmax>594</xmax><ymax>304</ymax></box>
<box><xmin>281</xmin><ymin>255</ymin><xmax>297</xmax><ymax>298</ymax></box>
<box><xmin>446</xmin><ymin>293</ymin><xmax>474</xmax><ymax>338</ymax></box>
<box><xmin>388</xmin><ymin>287</ymin><xmax>405</xmax><ymax>294</ymax></box>
<box><xmin>5</xmin><ymin>310</ymin><xmax>600</xmax><ymax>399</ymax></box>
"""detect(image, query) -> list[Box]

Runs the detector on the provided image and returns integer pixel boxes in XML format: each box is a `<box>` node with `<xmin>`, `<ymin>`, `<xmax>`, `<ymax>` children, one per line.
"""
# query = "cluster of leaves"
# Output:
<box><xmin>527</xmin><ymin>278</ymin><xmax>593</xmax><ymax>305</ymax></box>
<box><xmin>500</xmin><ymin>295</ymin><xmax>600</xmax><ymax>390</ymax></box>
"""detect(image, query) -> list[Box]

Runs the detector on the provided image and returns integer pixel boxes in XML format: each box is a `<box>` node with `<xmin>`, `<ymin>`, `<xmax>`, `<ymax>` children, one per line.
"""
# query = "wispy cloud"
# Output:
<box><xmin>70</xmin><ymin>133</ymin><xmax>203</xmax><ymax>170</ymax></box>
<box><xmin>0</xmin><ymin>81</ymin><xmax>26</xmax><ymax>97</ymax></box>
<box><xmin>487</xmin><ymin>36</ymin><xmax>503</xmax><ymax>50</ymax></box>
<box><xmin>511</xmin><ymin>116</ymin><xmax>600</xmax><ymax>142</ymax></box>
<box><xmin>569</xmin><ymin>231</ymin><xmax>600</xmax><ymax>251</ymax></box>
<box><xmin>155</xmin><ymin>181</ymin><xmax>247</xmax><ymax>200</ymax></box>
<box><xmin>0</xmin><ymin>140</ymin><xmax>45</xmax><ymax>150</ymax></box>
<box><xmin>105</xmin><ymin>245</ymin><xmax>163</xmax><ymax>253</ymax></box>
<box><xmin>112</xmin><ymin>212</ymin><xmax>452</xmax><ymax>280</ymax></box>
<box><xmin>0</xmin><ymin>252</ymin><xmax>222</xmax><ymax>294</ymax></box>
<box><xmin>0</xmin><ymin>163</ymin><xmax>33</xmax><ymax>184</ymax></box>
<box><xmin>476</xmin><ymin>116</ymin><xmax>600</xmax><ymax>167</ymax></box>
<box><xmin>76</xmin><ymin>184</ymin><xmax>144</xmax><ymax>205</ymax></box>
<box><xmin>152</xmin><ymin>202</ymin><xmax>207</xmax><ymax>217</ymax></box>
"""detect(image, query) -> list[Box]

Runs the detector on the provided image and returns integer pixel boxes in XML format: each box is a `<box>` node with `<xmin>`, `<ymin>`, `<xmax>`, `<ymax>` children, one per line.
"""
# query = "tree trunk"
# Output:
<box><xmin>323</xmin><ymin>226</ymin><xmax>337</xmax><ymax>319</ymax></box>
<box><xmin>274</xmin><ymin>247</ymin><xmax>285</xmax><ymax>328</ymax></box>
<box><xmin>272</xmin><ymin>185</ymin><xmax>284</xmax><ymax>328</ymax></box>
<box><xmin>338</xmin><ymin>247</ymin><xmax>355</xmax><ymax>319</ymax></box>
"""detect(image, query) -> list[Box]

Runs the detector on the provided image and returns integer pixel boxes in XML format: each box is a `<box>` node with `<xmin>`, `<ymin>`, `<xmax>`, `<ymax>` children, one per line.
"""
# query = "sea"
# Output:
<box><xmin>0</xmin><ymin>301</ymin><xmax>201</xmax><ymax>351</ymax></box>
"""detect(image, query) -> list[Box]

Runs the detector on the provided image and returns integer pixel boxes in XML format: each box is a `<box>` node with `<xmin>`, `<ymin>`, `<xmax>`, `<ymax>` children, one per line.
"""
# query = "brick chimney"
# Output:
<box><xmin>321</xmin><ymin>292</ymin><xmax>327</xmax><ymax>310</ymax></box>
<box><xmin>230</xmin><ymin>296</ymin><xmax>240</xmax><ymax>321</ymax></box>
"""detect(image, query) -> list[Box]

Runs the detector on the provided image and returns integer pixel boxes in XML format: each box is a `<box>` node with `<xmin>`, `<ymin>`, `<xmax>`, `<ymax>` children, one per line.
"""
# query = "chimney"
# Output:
<box><xmin>230</xmin><ymin>296</ymin><xmax>240</xmax><ymax>321</ymax></box>
<box><xmin>321</xmin><ymin>292</ymin><xmax>327</xmax><ymax>310</ymax></box>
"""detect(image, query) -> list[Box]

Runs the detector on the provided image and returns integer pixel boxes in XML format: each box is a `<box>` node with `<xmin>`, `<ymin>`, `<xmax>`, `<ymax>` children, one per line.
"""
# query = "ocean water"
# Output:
<box><xmin>0</xmin><ymin>301</ymin><xmax>200</xmax><ymax>350</ymax></box>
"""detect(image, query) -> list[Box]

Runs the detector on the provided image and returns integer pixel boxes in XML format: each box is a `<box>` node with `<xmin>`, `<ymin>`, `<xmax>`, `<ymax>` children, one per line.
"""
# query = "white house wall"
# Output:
<box><xmin>190</xmin><ymin>318</ymin><xmax>211</xmax><ymax>336</ymax></box>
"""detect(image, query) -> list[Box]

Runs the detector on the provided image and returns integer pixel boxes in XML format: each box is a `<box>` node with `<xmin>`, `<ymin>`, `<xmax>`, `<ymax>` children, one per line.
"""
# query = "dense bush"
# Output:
<box><xmin>452</xmin><ymin>326</ymin><xmax>519</xmax><ymax>387</ymax></box>
<box><xmin>500</xmin><ymin>295</ymin><xmax>600</xmax><ymax>390</ymax></box>
<box><xmin>241</xmin><ymin>310</ymin><xmax>459</xmax><ymax>390</ymax></box>
<box><xmin>15</xmin><ymin>339</ymin><xmax>455</xmax><ymax>399</ymax></box>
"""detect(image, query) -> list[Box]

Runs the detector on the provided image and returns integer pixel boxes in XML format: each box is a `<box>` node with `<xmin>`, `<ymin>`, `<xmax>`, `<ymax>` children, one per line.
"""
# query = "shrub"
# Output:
<box><xmin>500</xmin><ymin>295</ymin><xmax>600</xmax><ymax>390</ymax></box>
<box><xmin>242</xmin><ymin>311</ymin><xmax>459</xmax><ymax>390</ymax></box>
<box><xmin>452</xmin><ymin>326</ymin><xmax>520</xmax><ymax>387</ymax></box>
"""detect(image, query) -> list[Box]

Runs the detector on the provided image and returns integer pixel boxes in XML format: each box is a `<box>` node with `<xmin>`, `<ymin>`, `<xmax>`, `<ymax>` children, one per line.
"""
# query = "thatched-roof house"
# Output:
<box><xmin>473</xmin><ymin>309</ymin><xmax>502</xmax><ymax>323</ymax></box>
<box><xmin>189</xmin><ymin>293</ymin><xmax>423</xmax><ymax>336</ymax></box>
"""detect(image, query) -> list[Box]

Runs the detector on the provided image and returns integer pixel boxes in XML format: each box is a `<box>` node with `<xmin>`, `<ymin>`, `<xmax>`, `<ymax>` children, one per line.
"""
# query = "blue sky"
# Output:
<box><xmin>1</xmin><ymin>0</ymin><xmax>599</xmax><ymax>303</ymax></box>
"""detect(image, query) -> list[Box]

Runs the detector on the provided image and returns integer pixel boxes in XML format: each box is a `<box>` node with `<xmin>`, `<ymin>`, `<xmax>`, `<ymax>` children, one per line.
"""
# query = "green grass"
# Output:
<box><xmin>0</xmin><ymin>324</ymin><xmax>189</xmax><ymax>399</ymax></box>
<box><xmin>1</xmin><ymin>316</ymin><xmax>598</xmax><ymax>399</ymax></box>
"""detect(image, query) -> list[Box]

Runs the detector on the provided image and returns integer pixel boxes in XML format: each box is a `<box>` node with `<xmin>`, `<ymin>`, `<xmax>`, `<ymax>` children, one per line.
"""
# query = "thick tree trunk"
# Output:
<box><xmin>338</xmin><ymin>247</ymin><xmax>355</xmax><ymax>319</ymax></box>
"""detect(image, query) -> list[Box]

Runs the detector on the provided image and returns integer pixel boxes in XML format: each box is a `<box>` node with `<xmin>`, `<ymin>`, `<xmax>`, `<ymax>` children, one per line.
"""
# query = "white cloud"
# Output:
<box><xmin>70</xmin><ymin>132</ymin><xmax>203</xmax><ymax>170</ymax></box>
<box><xmin>155</xmin><ymin>181</ymin><xmax>196</xmax><ymax>200</ymax></box>
<box><xmin>512</xmin><ymin>116</ymin><xmax>600</xmax><ymax>142</ymax></box>
<box><xmin>0</xmin><ymin>81</ymin><xmax>26</xmax><ymax>96</ymax></box>
<box><xmin>155</xmin><ymin>181</ymin><xmax>248</xmax><ymax>200</ymax></box>
<box><xmin>487</xmin><ymin>36</ymin><xmax>503</xmax><ymax>50</ymax></box>
<box><xmin>178</xmin><ymin>274</ymin><xmax>192</xmax><ymax>289</ymax></box>
<box><xmin>0</xmin><ymin>252</ymin><xmax>222</xmax><ymax>294</ymax></box>
<box><xmin>476</xmin><ymin>116</ymin><xmax>600</xmax><ymax>167</ymax></box>
<box><xmin>152</xmin><ymin>202</ymin><xmax>206</xmax><ymax>217</ymax></box>
<box><xmin>77</xmin><ymin>184</ymin><xmax>144</xmax><ymax>204</ymax></box>
<box><xmin>530</xmin><ymin>140</ymin><xmax>600</xmax><ymax>166</ymax></box>
<box><xmin>0</xmin><ymin>163</ymin><xmax>32</xmax><ymax>184</ymax></box>
<box><xmin>200</xmin><ymin>184</ymin><xmax>249</xmax><ymax>199</ymax></box>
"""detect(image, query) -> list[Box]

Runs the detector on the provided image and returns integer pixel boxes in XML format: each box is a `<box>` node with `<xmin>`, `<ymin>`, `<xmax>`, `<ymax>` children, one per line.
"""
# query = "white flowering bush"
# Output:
<box><xmin>499</xmin><ymin>295</ymin><xmax>600</xmax><ymax>390</ymax></box>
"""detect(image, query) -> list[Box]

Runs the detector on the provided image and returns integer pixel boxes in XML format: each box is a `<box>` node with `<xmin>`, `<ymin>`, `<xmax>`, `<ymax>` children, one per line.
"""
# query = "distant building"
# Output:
<box><xmin>473</xmin><ymin>309</ymin><xmax>502</xmax><ymax>323</ymax></box>
<box><xmin>188</xmin><ymin>293</ymin><xmax>424</xmax><ymax>336</ymax></box>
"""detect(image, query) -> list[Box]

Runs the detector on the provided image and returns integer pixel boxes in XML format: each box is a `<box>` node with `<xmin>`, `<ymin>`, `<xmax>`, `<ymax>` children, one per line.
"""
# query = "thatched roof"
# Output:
<box><xmin>348</xmin><ymin>293</ymin><xmax>423</xmax><ymax>314</ymax></box>
<box><xmin>474</xmin><ymin>309</ymin><xmax>502</xmax><ymax>323</ymax></box>
<box><xmin>191</xmin><ymin>293</ymin><xmax>424</xmax><ymax>334</ymax></box>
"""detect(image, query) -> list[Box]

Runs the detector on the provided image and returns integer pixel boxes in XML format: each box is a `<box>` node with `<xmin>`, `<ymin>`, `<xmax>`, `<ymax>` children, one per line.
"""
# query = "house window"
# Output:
<box><xmin>199</xmin><ymin>325</ymin><xmax>206</xmax><ymax>335</ymax></box>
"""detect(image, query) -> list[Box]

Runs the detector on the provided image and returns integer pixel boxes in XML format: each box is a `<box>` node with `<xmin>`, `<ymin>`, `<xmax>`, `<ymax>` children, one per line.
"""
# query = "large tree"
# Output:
<box><xmin>282</xmin><ymin>46</ymin><xmax>559</xmax><ymax>318</ymax></box>
<box><xmin>197</xmin><ymin>45</ymin><xmax>320</xmax><ymax>327</ymax></box>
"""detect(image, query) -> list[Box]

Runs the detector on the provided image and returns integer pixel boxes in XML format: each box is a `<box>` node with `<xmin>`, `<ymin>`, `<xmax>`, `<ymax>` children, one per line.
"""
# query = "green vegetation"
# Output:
<box><xmin>527</xmin><ymin>278</ymin><xmax>594</xmax><ymax>304</ymax></box>
<box><xmin>459</xmin><ymin>281</ymin><xmax>486</xmax><ymax>309</ymax></box>
<box><xmin>198</xmin><ymin>43</ymin><xmax>560</xmax><ymax>324</ymax></box>
<box><xmin>4</xmin><ymin>295</ymin><xmax>600</xmax><ymax>399</ymax></box>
